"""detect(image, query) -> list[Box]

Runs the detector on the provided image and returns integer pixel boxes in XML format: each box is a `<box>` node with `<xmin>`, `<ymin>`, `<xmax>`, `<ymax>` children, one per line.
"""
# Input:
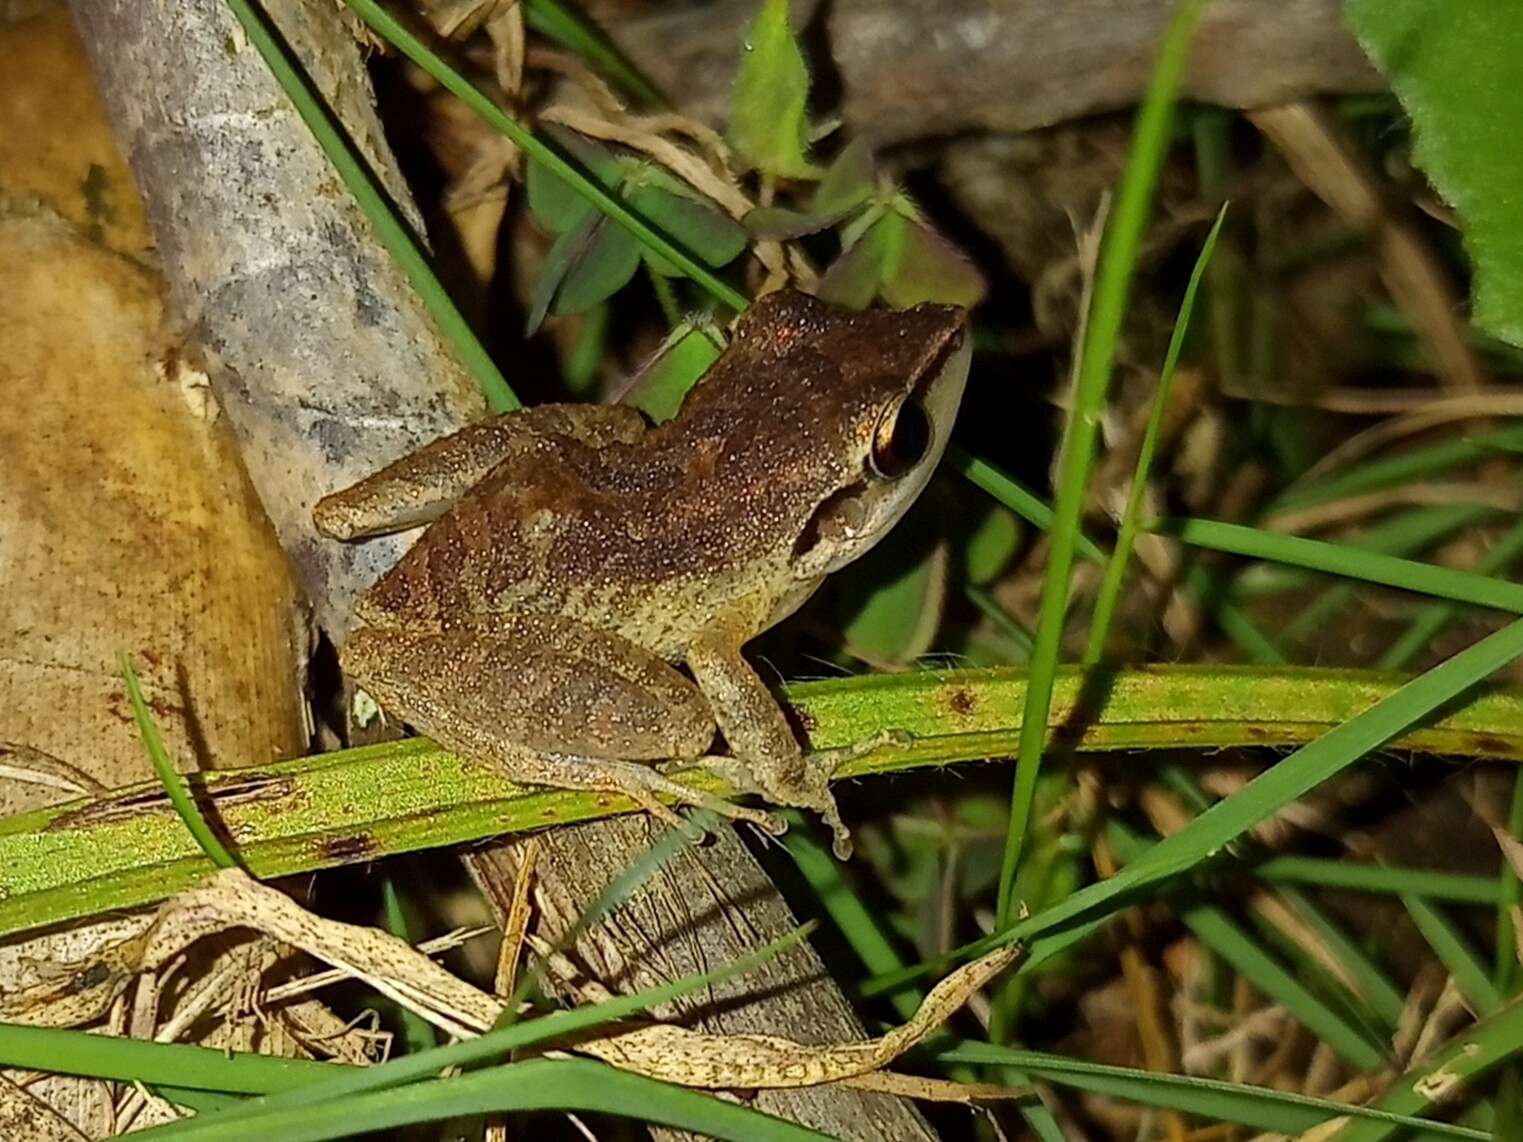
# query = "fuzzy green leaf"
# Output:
<box><xmin>812</xmin><ymin>138</ymin><xmax>877</xmax><ymax>217</ymax></box>
<box><xmin>525</xmin><ymin>214</ymin><xmax>641</xmax><ymax>334</ymax></box>
<box><xmin>1346</xmin><ymin>0</ymin><xmax>1523</xmax><ymax>345</ymax></box>
<box><xmin>817</xmin><ymin>213</ymin><xmax>894</xmax><ymax>309</ymax></box>
<box><xmin>881</xmin><ymin>214</ymin><xmax>986</xmax><ymax>308</ymax></box>
<box><xmin>728</xmin><ymin>0</ymin><xmax>821</xmax><ymax>178</ymax></box>
<box><xmin>743</xmin><ymin>205</ymin><xmax>839</xmax><ymax>240</ymax></box>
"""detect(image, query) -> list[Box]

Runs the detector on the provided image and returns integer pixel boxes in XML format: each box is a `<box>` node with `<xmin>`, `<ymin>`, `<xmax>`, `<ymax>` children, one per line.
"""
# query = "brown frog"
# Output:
<box><xmin>313</xmin><ymin>289</ymin><xmax>970</xmax><ymax>857</ymax></box>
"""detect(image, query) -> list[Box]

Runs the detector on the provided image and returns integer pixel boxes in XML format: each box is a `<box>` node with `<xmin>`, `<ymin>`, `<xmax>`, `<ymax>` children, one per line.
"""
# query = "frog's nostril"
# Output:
<box><xmin>869</xmin><ymin>399</ymin><xmax>930</xmax><ymax>480</ymax></box>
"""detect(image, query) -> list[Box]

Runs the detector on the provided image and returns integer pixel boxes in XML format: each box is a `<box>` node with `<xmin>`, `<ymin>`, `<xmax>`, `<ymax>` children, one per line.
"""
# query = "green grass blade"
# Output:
<box><xmin>1254</xmin><ymin>857</ymin><xmax>1502</xmax><ymax>904</ymax></box>
<box><xmin>379</xmin><ymin>875</ymin><xmax>438</xmax><ymax>1054</ymax></box>
<box><xmin>936</xmin><ymin>1042</ymin><xmax>1489</xmax><ymax>1139</ymax></box>
<box><xmin>1243</xmin><ymin>502</ymin><xmax>1498</xmax><ymax>601</ymax></box>
<box><xmin>1403</xmin><ymin>893</ymin><xmax>1504</xmax><ymax>1016</ymax></box>
<box><xmin>782</xmin><ymin>820</ymin><xmax>917</xmax><ymax>1018</ymax></box>
<box><xmin>341</xmin><ymin>0</ymin><xmax>747</xmax><ymax>313</ymax></box>
<box><xmin>0</xmin><ymin>1022</ymin><xmax>325</xmax><ymax>1094</ymax></box>
<box><xmin>37</xmin><ymin>924</ymin><xmax>809</xmax><ymax>1139</ymax></box>
<box><xmin>1084</xmin><ymin>203</ymin><xmax>1227</xmax><ymax>664</ymax></box>
<box><xmin>1381</xmin><ymin>513</ymin><xmax>1523</xmax><ymax>669</ymax></box>
<box><xmin>119</xmin><ymin>654</ymin><xmax>237</xmax><ymax>870</ymax></box>
<box><xmin>779</xmin><ymin>822</ymin><xmax>1068</xmax><ymax>1141</ymax></box>
<box><xmin>1166</xmin><ymin>517</ymin><xmax>1523</xmax><ymax>613</ymax></box>
<box><xmin>995</xmin><ymin>0</ymin><xmax>1206</xmax><ymax>928</ymax></box>
<box><xmin>949</xmin><ymin>447</ymin><xmax>1109</xmax><ymax>565</ymax></box>
<box><xmin>1498</xmin><ymin>771</ymin><xmax>1523</xmax><ymax>991</ymax></box>
<box><xmin>522</xmin><ymin>0</ymin><xmax>667</xmax><ymax>108</ymax></box>
<box><xmin>1325</xmin><ymin>992</ymin><xmax>1523</xmax><ymax>1141</ymax></box>
<box><xmin>1273</xmin><ymin>884</ymin><xmax>1407</xmax><ymax>1030</ymax></box>
<box><xmin>965</xmin><ymin>585</ymin><xmax>1035</xmax><ymax>661</ymax></box>
<box><xmin>1279</xmin><ymin>505</ymin><xmax>1499</xmax><ymax>646</ymax></box>
<box><xmin>221</xmin><ymin>0</ymin><xmax>516</xmax><ymax>411</ymax></box>
<box><xmin>1269</xmin><ymin>424</ymin><xmax>1523</xmax><ymax>514</ymax></box>
<box><xmin>999</xmin><ymin>616</ymin><xmax>1523</xmax><ymax>949</ymax></box>
<box><xmin>136</xmin><ymin>1058</ymin><xmax>826</xmax><ymax>1142</ymax></box>
<box><xmin>1106</xmin><ymin>822</ymin><xmax>1385</xmax><ymax>1068</ymax></box>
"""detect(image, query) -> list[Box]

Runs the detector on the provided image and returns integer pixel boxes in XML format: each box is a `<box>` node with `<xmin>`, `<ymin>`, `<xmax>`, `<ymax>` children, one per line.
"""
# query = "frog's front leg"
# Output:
<box><xmin>686</xmin><ymin>617</ymin><xmax>853</xmax><ymax>859</ymax></box>
<box><xmin>314</xmin><ymin>404</ymin><xmax>646</xmax><ymax>540</ymax></box>
<box><xmin>340</xmin><ymin>612</ymin><xmax>784</xmax><ymax>835</ymax></box>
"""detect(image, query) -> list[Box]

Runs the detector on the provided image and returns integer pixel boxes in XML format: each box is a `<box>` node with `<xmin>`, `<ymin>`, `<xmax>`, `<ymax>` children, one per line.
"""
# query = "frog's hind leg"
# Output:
<box><xmin>339</xmin><ymin>615</ymin><xmax>784</xmax><ymax>837</ymax></box>
<box><xmin>314</xmin><ymin>404</ymin><xmax>647</xmax><ymax>540</ymax></box>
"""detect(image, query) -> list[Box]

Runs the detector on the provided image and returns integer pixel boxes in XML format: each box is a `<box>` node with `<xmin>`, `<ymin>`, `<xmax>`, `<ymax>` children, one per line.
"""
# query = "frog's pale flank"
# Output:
<box><xmin>314</xmin><ymin>289</ymin><xmax>971</xmax><ymax>857</ymax></box>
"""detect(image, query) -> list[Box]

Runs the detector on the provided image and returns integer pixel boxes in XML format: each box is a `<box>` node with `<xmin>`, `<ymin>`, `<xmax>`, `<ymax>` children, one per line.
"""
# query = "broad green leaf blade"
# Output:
<box><xmin>525</xmin><ymin>127</ymin><xmax>624</xmax><ymax>233</ymax></box>
<box><xmin>743</xmin><ymin>205</ymin><xmax>837</xmax><ymax>239</ymax></box>
<box><xmin>880</xmin><ymin>212</ymin><xmax>987</xmax><ymax>308</ymax></box>
<box><xmin>1346</xmin><ymin>0</ymin><xmax>1523</xmax><ymax>345</ymax></box>
<box><xmin>525</xmin><ymin>214</ymin><xmax>598</xmax><ymax>334</ymax></box>
<box><xmin>817</xmin><ymin>215</ymin><xmax>893</xmax><ymax>309</ymax></box>
<box><xmin>961</xmin><ymin>503</ymin><xmax>1022</xmax><ymax>586</ymax></box>
<box><xmin>552</xmin><ymin>216</ymin><xmax>643</xmax><ymax>316</ymax></box>
<box><xmin>811</xmin><ymin>137</ymin><xmax>876</xmax><ymax>217</ymax></box>
<box><xmin>728</xmin><ymin>0</ymin><xmax>820</xmax><ymax>178</ymax></box>
<box><xmin>839</xmin><ymin>524</ymin><xmax>947</xmax><ymax>667</ymax></box>
<box><xmin>626</xmin><ymin>181</ymin><xmax>747</xmax><ymax>275</ymax></box>
<box><xmin>622</xmin><ymin>321</ymin><xmax>726</xmax><ymax>423</ymax></box>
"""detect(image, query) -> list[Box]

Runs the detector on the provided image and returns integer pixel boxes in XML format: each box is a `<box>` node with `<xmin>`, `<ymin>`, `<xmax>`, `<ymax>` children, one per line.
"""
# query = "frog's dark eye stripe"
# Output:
<box><xmin>868</xmin><ymin>398</ymin><xmax>931</xmax><ymax>480</ymax></box>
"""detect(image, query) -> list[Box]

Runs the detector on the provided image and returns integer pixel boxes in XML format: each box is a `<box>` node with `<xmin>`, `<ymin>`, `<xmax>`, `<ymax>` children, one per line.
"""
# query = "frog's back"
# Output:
<box><xmin>357</xmin><ymin>413</ymin><xmax>809</xmax><ymax>657</ymax></box>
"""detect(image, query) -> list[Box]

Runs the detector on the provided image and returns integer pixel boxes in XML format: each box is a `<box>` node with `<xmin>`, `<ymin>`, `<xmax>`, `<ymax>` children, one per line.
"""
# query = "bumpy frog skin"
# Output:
<box><xmin>314</xmin><ymin>289</ymin><xmax>970</xmax><ymax>857</ymax></box>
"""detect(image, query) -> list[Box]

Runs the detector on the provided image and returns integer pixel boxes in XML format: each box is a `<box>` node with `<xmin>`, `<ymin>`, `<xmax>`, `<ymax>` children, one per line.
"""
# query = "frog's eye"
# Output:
<box><xmin>868</xmin><ymin>396</ymin><xmax>931</xmax><ymax>480</ymax></box>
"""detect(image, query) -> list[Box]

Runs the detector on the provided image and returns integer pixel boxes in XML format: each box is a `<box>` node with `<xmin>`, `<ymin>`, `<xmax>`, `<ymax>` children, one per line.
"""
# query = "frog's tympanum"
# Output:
<box><xmin>314</xmin><ymin>289</ymin><xmax>970</xmax><ymax>857</ymax></box>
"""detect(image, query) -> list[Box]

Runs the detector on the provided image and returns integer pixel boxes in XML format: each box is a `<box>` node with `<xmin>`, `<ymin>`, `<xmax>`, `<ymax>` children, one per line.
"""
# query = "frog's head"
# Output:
<box><xmin>786</xmin><ymin>297</ymin><xmax>971</xmax><ymax>581</ymax></box>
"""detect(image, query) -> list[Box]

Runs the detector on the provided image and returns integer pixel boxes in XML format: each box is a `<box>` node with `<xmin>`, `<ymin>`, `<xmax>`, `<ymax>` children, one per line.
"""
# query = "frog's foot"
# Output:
<box><xmin>561</xmin><ymin>755</ymin><xmax>787</xmax><ymax>840</ymax></box>
<box><xmin>694</xmin><ymin>737</ymin><xmax>904</xmax><ymax>862</ymax></box>
<box><xmin>800</xmin><ymin>729</ymin><xmax>915</xmax><ymax>860</ymax></box>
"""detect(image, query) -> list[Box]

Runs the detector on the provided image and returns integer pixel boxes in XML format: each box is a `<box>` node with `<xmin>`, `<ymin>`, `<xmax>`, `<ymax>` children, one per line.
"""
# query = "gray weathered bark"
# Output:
<box><xmin>70</xmin><ymin>1</ymin><xmax>933</xmax><ymax>1137</ymax></box>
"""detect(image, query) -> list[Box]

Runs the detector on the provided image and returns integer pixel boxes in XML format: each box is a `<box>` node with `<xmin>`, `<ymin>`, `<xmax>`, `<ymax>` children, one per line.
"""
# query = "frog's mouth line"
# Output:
<box><xmin>793</xmin><ymin>478</ymin><xmax>873</xmax><ymax>564</ymax></box>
